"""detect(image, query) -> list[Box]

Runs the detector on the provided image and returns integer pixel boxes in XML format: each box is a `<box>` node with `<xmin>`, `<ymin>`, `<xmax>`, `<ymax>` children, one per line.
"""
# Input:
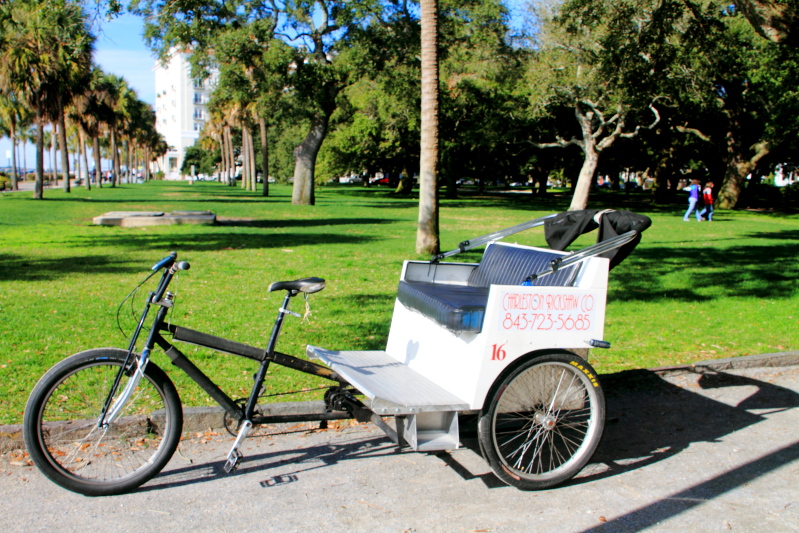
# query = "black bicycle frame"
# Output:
<box><xmin>112</xmin><ymin>254</ymin><xmax>361</xmax><ymax>430</ymax></box>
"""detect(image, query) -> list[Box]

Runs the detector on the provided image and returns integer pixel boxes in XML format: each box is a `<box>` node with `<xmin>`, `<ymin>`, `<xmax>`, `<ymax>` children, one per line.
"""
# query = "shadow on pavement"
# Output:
<box><xmin>587</xmin><ymin>369</ymin><xmax>799</xmax><ymax>482</ymax></box>
<box><xmin>137</xmin><ymin>368</ymin><xmax>799</xmax><ymax>495</ymax></box>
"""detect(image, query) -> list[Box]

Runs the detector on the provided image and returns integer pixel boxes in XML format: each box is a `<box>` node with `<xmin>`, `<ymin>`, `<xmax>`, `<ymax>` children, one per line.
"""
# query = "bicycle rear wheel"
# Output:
<box><xmin>23</xmin><ymin>348</ymin><xmax>183</xmax><ymax>496</ymax></box>
<box><xmin>479</xmin><ymin>352</ymin><xmax>605</xmax><ymax>490</ymax></box>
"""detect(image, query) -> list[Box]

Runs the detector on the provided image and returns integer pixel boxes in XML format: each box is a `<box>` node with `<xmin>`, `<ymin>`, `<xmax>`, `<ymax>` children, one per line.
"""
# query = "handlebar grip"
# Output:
<box><xmin>175</xmin><ymin>261</ymin><xmax>190</xmax><ymax>271</ymax></box>
<box><xmin>152</xmin><ymin>252</ymin><xmax>177</xmax><ymax>271</ymax></box>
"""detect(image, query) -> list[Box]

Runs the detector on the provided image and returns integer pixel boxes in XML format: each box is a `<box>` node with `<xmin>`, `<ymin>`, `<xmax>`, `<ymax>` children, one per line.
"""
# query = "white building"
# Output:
<box><xmin>153</xmin><ymin>50</ymin><xmax>217</xmax><ymax>179</ymax></box>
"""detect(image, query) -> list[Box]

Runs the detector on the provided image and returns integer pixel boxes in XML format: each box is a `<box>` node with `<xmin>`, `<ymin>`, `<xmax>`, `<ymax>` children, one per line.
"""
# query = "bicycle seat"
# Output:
<box><xmin>268</xmin><ymin>277</ymin><xmax>326</xmax><ymax>295</ymax></box>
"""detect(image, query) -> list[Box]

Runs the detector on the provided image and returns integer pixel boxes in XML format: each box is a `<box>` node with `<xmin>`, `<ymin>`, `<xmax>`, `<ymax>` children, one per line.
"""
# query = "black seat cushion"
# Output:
<box><xmin>397</xmin><ymin>244</ymin><xmax>580</xmax><ymax>333</ymax></box>
<box><xmin>397</xmin><ymin>281</ymin><xmax>489</xmax><ymax>332</ymax></box>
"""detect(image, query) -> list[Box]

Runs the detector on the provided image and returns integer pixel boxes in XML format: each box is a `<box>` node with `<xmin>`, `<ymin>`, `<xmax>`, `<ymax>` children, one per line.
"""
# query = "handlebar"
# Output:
<box><xmin>152</xmin><ymin>252</ymin><xmax>177</xmax><ymax>271</ymax></box>
<box><xmin>151</xmin><ymin>252</ymin><xmax>190</xmax><ymax>273</ymax></box>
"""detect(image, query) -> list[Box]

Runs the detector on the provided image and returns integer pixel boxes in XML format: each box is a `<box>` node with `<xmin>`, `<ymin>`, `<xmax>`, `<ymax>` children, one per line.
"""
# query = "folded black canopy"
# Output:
<box><xmin>544</xmin><ymin>209</ymin><xmax>652</xmax><ymax>270</ymax></box>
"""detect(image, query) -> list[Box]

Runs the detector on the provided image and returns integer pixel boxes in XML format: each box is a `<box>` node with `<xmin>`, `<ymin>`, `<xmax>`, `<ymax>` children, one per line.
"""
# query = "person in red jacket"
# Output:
<box><xmin>699</xmin><ymin>181</ymin><xmax>714</xmax><ymax>221</ymax></box>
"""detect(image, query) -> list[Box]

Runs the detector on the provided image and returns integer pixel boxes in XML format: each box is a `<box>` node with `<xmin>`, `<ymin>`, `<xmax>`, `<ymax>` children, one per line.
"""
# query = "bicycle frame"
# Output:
<box><xmin>151</xmin><ymin>323</ymin><xmax>356</xmax><ymax>425</ymax></box>
<box><xmin>111</xmin><ymin>253</ymin><xmax>359</xmax><ymax>433</ymax></box>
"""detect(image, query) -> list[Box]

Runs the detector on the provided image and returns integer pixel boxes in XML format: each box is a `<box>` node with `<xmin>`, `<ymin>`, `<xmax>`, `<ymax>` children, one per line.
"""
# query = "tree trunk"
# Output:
<box><xmin>225</xmin><ymin>126</ymin><xmax>235</xmax><ymax>186</ymax></box>
<box><xmin>219</xmin><ymin>131</ymin><xmax>228</xmax><ymax>184</ymax></box>
<box><xmin>291</xmin><ymin>113</ymin><xmax>328</xmax><ymax>206</ymax></box>
<box><xmin>227</xmin><ymin>126</ymin><xmax>235</xmax><ymax>185</ymax></box>
<box><xmin>241</xmin><ymin>126</ymin><xmax>252</xmax><ymax>191</ymax></box>
<box><xmin>569</xmin><ymin>146</ymin><xmax>600</xmax><ymax>211</ymax></box>
<box><xmin>568</xmin><ymin>107</ymin><xmax>600</xmax><ymax>212</ymax></box>
<box><xmin>248</xmin><ymin>126</ymin><xmax>256</xmax><ymax>191</ymax></box>
<box><xmin>416</xmin><ymin>0</ymin><xmax>440</xmax><ymax>255</ymax></box>
<box><xmin>124</xmin><ymin>140</ymin><xmax>131</xmax><ymax>183</ymax></box>
<box><xmin>736</xmin><ymin>0</ymin><xmax>799</xmax><ymax>46</ymax></box>
<box><xmin>260</xmin><ymin>117</ymin><xmax>269</xmax><ymax>197</ymax></box>
<box><xmin>110</xmin><ymin>127</ymin><xmax>119</xmax><ymax>187</ymax></box>
<box><xmin>652</xmin><ymin>147</ymin><xmax>677</xmax><ymax>204</ymax></box>
<box><xmin>93</xmin><ymin>136</ymin><xmax>103</xmax><ymax>189</ymax></box>
<box><xmin>717</xmin><ymin>139</ymin><xmax>770</xmax><ymax>209</ymax></box>
<box><xmin>34</xmin><ymin>105</ymin><xmax>44</xmax><ymax>199</ymax></box>
<box><xmin>49</xmin><ymin>125</ymin><xmax>57</xmax><ymax>183</ymax></box>
<box><xmin>79</xmin><ymin>129</ymin><xmax>90</xmax><ymax>191</ymax></box>
<box><xmin>10</xmin><ymin>128</ymin><xmax>19</xmax><ymax>190</ymax></box>
<box><xmin>58</xmin><ymin>106</ymin><xmax>70</xmax><ymax>192</ymax></box>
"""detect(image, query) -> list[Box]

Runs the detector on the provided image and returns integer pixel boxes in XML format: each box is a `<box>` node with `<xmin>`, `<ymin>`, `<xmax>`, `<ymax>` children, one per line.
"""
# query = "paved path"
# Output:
<box><xmin>2</xmin><ymin>363</ymin><xmax>798</xmax><ymax>532</ymax></box>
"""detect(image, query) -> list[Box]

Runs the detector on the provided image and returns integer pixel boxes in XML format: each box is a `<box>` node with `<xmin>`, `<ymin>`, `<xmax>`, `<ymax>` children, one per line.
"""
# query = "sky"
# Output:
<box><xmin>93</xmin><ymin>13</ymin><xmax>157</xmax><ymax>106</ymax></box>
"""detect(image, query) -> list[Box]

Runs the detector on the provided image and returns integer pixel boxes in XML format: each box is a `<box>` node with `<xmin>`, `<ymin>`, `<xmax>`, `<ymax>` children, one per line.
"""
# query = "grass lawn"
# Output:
<box><xmin>1</xmin><ymin>181</ymin><xmax>797</xmax><ymax>425</ymax></box>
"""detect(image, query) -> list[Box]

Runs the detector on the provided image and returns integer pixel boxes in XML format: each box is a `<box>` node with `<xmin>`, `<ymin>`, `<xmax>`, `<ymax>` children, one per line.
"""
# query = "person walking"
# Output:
<box><xmin>683</xmin><ymin>178</ymin><xmax>702</xmax><ymax>221</ymax></box>
<box><xmin>699</xmin><ymin>181</ymin><xmax>715</xmax><ymax>221</ymax></box>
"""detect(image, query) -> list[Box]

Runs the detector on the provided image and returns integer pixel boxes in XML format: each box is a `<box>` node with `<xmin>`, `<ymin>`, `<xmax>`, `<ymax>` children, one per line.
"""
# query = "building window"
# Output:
<box><xmin>193</xmin><ymin>92</ymin><xmax>203</xmax><ymax>104</ymax></box>
<box><xmin>193</xmin><ymin>122</ymin><xmax>203</xmax><ymax>131</ymax></box>
<box><xmin>193</xmin><ymin>107</ymin><xmax>204</xmax><ymax>120</ymax></box>
<box><xmin>193</xmin><ymin>79</ymin><xmax>203</xmax><ymax>89</ymax></box>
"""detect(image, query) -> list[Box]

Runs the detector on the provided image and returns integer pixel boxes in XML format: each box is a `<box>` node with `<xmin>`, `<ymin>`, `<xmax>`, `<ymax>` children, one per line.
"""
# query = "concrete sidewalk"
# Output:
<box><xmin>1</xmin><ymin>353</ymin><xmax>798</xmax><ymax>532</ymax></box>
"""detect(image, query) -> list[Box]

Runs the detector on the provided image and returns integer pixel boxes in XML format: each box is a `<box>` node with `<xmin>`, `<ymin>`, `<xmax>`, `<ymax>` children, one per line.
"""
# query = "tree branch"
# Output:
<box><xmin>675</xmin><ymin>124</ymin><xmax>711</xmax><ymax>142</ymax></box>
<box><xmin>619</xmin><ymin>103</ymin><xmax>660</xmax><ymax>139</ymax></box>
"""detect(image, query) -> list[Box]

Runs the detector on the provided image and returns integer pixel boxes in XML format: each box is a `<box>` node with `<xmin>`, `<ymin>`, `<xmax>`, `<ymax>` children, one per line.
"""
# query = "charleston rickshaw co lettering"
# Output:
<box><xmin>502</xmin><ymin>292</ymin><xmax>594</xmax><ymax>313</ymax></box>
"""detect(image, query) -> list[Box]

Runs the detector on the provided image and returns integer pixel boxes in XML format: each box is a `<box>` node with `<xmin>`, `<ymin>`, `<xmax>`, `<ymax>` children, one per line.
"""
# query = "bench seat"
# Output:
<box><xmin>397</xmin><ymin>282</ymin><xmax>489</xmax><ymax>332</ymax></box>
<box><xmin>397</xmin><ymin>244</ymin><xmax>580</xmax><ymax>333</ymax></box>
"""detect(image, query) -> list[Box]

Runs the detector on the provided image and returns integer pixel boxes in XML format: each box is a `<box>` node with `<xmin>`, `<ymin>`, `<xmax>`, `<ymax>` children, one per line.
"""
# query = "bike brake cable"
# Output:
<box><xmin>115</xmin><ymin>269</ymin><xmax>159</xmax><ymax>340</ymax></box>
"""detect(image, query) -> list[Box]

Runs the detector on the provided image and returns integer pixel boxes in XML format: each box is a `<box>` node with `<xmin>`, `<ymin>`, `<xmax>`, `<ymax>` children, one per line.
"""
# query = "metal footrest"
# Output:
<box><xmin>307</xmin><ymin>346</ymin><xmax>469</xmax><ymax>415</ymax></box>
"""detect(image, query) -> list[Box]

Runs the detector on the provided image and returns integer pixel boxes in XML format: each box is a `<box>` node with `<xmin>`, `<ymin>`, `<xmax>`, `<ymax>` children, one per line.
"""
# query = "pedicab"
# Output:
<box><xmin>23</xmin><ymin>209</ymin><xmax>651</xmax><ymax>495</ymax></box>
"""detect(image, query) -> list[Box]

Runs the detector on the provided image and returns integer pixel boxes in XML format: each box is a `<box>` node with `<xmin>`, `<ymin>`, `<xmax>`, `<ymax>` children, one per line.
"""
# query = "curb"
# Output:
<box><xmin>600</xmin><ymin>350</ymin><xmax>799</xmax><ymax>385</ymax></box>
<box><xmin>3</xmin><ymin>352</ymin><xmax>798</xmax><ymax>453</ymax></box>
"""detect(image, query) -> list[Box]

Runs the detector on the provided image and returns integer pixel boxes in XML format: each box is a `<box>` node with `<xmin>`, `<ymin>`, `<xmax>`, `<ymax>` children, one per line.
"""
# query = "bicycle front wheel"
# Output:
<box><xmin>479</xmin><ymin>352</ymin><xmax>605</xmax><ymax>490</ymax></box>
<box><xmin>23</xmin><ymin>348</ymin><xmax>183</xmax><ymax>496</ymax></box>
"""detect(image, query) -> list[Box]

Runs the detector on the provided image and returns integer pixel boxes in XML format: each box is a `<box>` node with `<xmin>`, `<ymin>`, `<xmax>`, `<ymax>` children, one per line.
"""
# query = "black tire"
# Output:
<box><xmin>479</xmin><ymin>352</ymin><xmax>605</xmax><ymax>490</ymax></box>
<box><xmin>23</xmin><ymin>348</ymin><xmax>183</xmax><ymax>496</ymax></box>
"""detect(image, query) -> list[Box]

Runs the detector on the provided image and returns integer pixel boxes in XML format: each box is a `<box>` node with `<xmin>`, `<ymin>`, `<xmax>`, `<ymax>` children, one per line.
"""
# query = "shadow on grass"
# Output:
<box><xmin>67</xmin><ymin>231</ymin><xmax>382</xmax><ymax>254</ymax></box>
<box><xmin>0</xmin><ymin>253</ymin><xmax>142</xmax><ymax>282</ymax></box>
<box><xmin>40</xmin><ymin>196</ymin><xmax>285</xmax><ymax>205</ymax></box>
<box><xmin>745</xmin><ymin>229</ymin><xmax>799</xmax><ymax>241</ymax></box>
<box><xmin>215</xmin><ymin>217</ymin><xmax>398</xmax><ymax>229</ymax></box>
<box><xmin>610</xmin><ymin>241</ymin><xmax>799</xmax><ymax>302</ymax></box>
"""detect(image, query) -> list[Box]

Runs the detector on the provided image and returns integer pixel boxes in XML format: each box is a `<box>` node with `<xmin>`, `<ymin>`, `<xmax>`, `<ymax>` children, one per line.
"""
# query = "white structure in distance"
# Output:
<box><xmin>153</xmin><ymin>49</ymin><xmax>217</xmax><ymax>180</ymax></box>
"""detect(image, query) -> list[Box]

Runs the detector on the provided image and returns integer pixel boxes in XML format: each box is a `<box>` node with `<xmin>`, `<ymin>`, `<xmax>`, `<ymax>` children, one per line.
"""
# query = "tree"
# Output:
<box><xmin>0</xmin><ymin>0</ymin><xmax>94</xmax><ymax>199</ymax></box>
<box><xmin>735</xmin><ymin>0</ymin><xmax>799</xmax><ymax>45</ymax></box>
<box><xmin>0</xmin><ymin>91</ymin><xmax>31</xmax><ymax>190</ymax></box>
<box><xmin>437</xmin><ymin>0</ymin><xmax>528</xmax><ymax>197</ymax></box>
<box><xmin>417</xmin><ymin>0</ymin><xmax>440</xmax><ymax>255</ymax></box>
<box><xmin>523</xmin><ymin>0</ymin><xmax>663</xmax><ymax>211</ymax></box>
<box><xmin>133</xmin><ymin>0</ymin><xmax>385</xmax><ymax>205</ymax></box>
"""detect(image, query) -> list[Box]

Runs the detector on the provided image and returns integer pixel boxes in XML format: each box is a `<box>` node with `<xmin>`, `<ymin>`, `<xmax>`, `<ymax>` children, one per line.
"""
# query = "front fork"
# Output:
<box><xmin>99</xmin><ymin>291</ymin><xmax>175</xmax><ymax>429</ymax></box>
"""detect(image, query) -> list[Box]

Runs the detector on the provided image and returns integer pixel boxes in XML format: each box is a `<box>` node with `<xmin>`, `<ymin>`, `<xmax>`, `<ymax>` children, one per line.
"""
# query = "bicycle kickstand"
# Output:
<box><xmin>224</xmin><ymin>420</ymin><xmax>253</xmax><ymax>474</ymax></box>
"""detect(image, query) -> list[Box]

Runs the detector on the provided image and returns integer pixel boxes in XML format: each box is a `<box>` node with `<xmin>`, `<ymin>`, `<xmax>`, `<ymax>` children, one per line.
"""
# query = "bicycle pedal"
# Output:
<box><xmin>223</xmin><ymin>450</ymin><xmax>243</xmax><ymax>474</ymax></box>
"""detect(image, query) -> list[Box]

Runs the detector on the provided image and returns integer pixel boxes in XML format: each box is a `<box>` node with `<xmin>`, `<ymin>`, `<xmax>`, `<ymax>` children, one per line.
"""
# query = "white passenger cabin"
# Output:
<box><xmin>308</xmin><ymin>240</ymin><xmax>610</xmax><ymax>452</ymax></box>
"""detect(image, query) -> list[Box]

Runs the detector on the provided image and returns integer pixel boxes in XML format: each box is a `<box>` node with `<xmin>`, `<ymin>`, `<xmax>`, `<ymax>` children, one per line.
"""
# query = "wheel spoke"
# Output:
<box><xmin>26</xmin><ymin>351</ymin><xmax>182</xmax><ymax>495</ymax></box>
<box><xmin>482</xmin><ymin>355</ymin><xmax>605</xmax><ymax>489</ymax></box>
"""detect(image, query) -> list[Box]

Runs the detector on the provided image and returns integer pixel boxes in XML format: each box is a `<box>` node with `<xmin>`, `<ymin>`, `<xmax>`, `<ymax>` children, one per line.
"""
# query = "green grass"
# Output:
<box><xmin>1</xmin><ymin>181</ymin><xmax>797</xmax><ymax>425</ymax></box>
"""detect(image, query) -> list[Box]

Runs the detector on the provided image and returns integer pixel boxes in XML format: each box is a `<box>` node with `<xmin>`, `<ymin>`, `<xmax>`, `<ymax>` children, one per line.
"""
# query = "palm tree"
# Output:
<box><xmin>0</xmin><ymin>0</ymin><xmax>94</xmax><ymax>199</ymax></box>
<box><xmin>416</xmin><ymin>0</ymin><xmax>440</xmax><ymax>255</ymax></box>
<box><xmin>0</xmin><ymin>90</ymin><xmax>30</xmax><ymax>190</ymax></box>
